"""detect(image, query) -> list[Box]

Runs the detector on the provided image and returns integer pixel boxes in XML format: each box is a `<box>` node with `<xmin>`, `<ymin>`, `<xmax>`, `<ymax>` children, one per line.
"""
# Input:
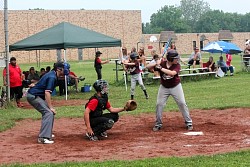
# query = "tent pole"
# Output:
<box><xmin>4</xmin><ymin>0</ymin><xmax>10</xmax><ymax>102</ymax></box>
<box><xmin>64</xmin><ymin>49</ymin><xmax>68</xmax><ymax>100</ymax></box>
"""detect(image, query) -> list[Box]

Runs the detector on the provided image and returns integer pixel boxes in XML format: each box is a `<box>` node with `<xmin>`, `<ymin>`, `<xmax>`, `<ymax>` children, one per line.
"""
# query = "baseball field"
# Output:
<box><xmin>1</xmin><ymin>54</ymin><xmax>250</xmax><ymax>166</ymax></box>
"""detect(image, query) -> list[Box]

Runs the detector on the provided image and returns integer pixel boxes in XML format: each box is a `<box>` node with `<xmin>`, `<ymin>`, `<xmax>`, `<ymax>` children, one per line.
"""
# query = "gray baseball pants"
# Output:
<box><xmin>155</xmin><ymin>83</ymin><xmax>192</xmax><ymax>127</ymax></box>
<box><xmin>26</xmin><ymin>93</ymin><xmax>54</xmax><ymax>139</ymax></box>
<box><xmin>130</xmin><ymin>73</ymin><xmax>146</xmax><ymax>95</ymax></box>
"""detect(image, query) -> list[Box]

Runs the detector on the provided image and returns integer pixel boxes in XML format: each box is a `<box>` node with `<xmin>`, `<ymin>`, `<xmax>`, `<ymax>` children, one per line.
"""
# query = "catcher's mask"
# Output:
<box><xmin>166</xmin><ymin>50</ymin><xmax>179</xmax><ymax>62</ymax></box>
<box><xmin>93</xmin><ymin>79</ymin><xmax>109</xmax><ymax>95</ymax></box>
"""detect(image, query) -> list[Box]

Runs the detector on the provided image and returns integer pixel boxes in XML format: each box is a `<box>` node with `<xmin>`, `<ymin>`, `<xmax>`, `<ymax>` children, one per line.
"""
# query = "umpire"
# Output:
<box><xmin>26</xmin><ymin>62</ymin><xmax>65</xmax><ymax>144</ymax></box>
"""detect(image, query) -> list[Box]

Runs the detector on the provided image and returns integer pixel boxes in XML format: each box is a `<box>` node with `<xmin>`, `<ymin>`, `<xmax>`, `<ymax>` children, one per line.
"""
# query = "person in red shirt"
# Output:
<box><xmin>2</xmin><ymin>57</ymin><xmax>23</xmax><ymax>107</ymax></box>
<box><xmin>226</xmin><ymin>53</ymin><xmax>234</xmax><ymax>76</ymax></box>
<box><xmin>94</xmin><ymin>51</ymin><xmax>109</xmax><ymax>80</ymax></box>
<box><xmin>84</xmin><ymin>79</ymin><xmax>126</xmax><ymax>141</ymax></box>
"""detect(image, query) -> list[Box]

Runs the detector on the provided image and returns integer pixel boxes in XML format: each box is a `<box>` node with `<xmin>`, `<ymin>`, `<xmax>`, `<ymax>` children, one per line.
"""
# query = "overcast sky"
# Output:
<box><xmin>6</xmin><ymin>0</ymin><xmax>249</xmax><ymax>23</ymax></box>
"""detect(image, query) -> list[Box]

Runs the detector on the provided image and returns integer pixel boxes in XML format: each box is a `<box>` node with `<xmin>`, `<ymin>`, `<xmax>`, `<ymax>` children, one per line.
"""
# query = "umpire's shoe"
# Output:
<box><xmin>37</xmin><ymin>137</ymin><xmax>54</xmax><ymax>144</ymax></box>
<box><xmin>152</xmin><ymin>125</ymin><xmax>162</xmax><ymax>132</ymax></box>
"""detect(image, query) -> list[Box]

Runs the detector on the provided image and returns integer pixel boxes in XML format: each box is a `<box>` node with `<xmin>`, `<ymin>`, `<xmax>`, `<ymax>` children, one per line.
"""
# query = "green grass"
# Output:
<box><xmin>1</xmin><ymin>53</ymin><xmax>250</xmax><ymax>166</ymax></box>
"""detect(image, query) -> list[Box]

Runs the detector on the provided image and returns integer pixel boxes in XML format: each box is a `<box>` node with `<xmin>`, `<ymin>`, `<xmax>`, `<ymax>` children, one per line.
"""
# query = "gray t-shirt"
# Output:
<box><xmin>188</xmin><ymin>52</ymin><xmax>202</xmax><ymax>61</ymax></box>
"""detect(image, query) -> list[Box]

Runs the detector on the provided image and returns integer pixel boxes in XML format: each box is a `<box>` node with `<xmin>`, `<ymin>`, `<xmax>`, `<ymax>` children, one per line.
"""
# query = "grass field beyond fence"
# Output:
<box><xmin>0</xmin><ymin>53</ymin><xmax>250</xmax><ymax>166</ymax></box>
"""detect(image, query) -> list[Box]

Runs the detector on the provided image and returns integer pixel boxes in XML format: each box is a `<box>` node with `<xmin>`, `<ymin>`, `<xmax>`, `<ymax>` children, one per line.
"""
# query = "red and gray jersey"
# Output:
<box><xmin>159</xmin><ymin>60</ymin><xmax>181</xmax><ymax>88</ymax></box>
<box><xmin>126</xmin><ymin>61</ymin><xmax>140</xmax><ymax>75</ymax></box>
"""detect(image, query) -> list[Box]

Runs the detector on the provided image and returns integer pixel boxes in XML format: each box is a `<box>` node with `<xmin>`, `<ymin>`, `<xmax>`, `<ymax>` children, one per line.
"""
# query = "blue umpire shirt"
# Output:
<box><xmin>28</xmin><ymin>70</ymin><xmax>57</xmax><ymax>100</ymax></box>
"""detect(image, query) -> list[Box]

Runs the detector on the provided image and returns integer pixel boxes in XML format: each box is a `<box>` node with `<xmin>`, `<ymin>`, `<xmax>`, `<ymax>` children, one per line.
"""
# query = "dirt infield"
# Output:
<box><xmin>1</xmin><ymin>100</ymin><xmax>250</xmax><ymax>164</ymax></box>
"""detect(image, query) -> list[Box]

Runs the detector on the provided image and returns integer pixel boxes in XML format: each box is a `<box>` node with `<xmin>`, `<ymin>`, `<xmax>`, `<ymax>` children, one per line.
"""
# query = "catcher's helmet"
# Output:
<box><xmin>166</xmin><ymin>50</ymin><xmax>179</xmax><ymax>62</ymax></box>
<box><xmin>130</xmin><ymin>52</ymin><xmax>138</xmax><ymax>60</ymax></box>
<box><xmin>93</xmin><ymin>79</ymin><xmax>109</xmax><ymax>94</ymax></box>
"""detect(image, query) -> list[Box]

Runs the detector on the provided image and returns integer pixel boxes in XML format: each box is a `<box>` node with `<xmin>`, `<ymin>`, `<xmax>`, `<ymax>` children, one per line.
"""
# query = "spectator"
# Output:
<box><xmin>27</xmin><ymin>67</ymin><xmax>40</xmax><ymax>84</ymax></box>
<box><xmin>84</xmin><ymin>79</ymin><xmax>126</xmax><ymax>141</ymax></box>
<box><xmin>26</xmin><ymin>62</ymin><xmax>65</xmax><ymax>144</ymax></box>
<box><xmin>138</xmin><ymin>47</ymin><xmax>146</xmax><ymax>71</ymax></box>
<box><xmin>40</xmin><ymin>68</ymin><xmax>46</xmax><ymax>78</ymax></box>
<box><xmin>120</xmin><ymin>47</ymin><xmax>129</xmax><ymax>64</ymax></box>
<box><xmin>94</xmin><ymin>51</ymin><xmax>109</xmax><ymax>80</ymax></box>
<box><xmin>187</xmin><ymin>47</ymin><xmax>203</xmax><ymax>72</ymax></box>
<box><xmin>147</xmin><ymin>54</ymin><xmax>160</xmax><ymax>77</ymax></box>
<box><xmin>45</xmin><ymin>66</ymin><xmax>51</xmax><ymax>73</ymax></box>
<box><xmin>226</xmin><ymin>53</ymin><xmax>234</xmax><ymax>76</ymax></box>
<box><xmin>2</xmin><ymin>57</ymin><xmax>23</xmax><ymax>107</ymax></box>
<box><xmin>217</xmin><ymin>56</ymin><xmax>234</xmax><ymax>76</ymax></box>
<box><xmin>68</xmin><ymin>70</ymin><xmax>85</xmax><ymax>92</ymax></box>
<box><xmin>205</xmin><ymin>56</ymin><xmax>216</xmax><ymax>72</ymax></box>
<box><xmin>131</xmin><ymin>47</ymin><xmax>136</xmax><ymax>54</ymax></box>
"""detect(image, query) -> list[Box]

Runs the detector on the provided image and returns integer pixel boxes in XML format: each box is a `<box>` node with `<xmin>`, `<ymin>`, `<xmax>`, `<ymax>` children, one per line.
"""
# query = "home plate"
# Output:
<box><xmin>183</xmin><ymin>132</ymin><xmax>204</xmax><ymax>136</ymax></box>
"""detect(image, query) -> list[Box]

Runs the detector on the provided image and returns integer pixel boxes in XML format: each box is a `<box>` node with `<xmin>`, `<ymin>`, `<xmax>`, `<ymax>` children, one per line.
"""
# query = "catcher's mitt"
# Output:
<box><xmin>124</xmin><ymin>100</ymin><xmax>137</xmax><ymax>111</ymax></box>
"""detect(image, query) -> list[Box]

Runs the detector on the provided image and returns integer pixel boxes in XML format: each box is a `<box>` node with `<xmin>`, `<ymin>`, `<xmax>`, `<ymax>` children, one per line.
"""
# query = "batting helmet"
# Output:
<box><xmin>166</xmin><ymin>50</ymin><xmax>179</xmax><ymax>62</ymax></box>
<box><xmin>93</xmin><ymin>79</ymin><xmax>109</xmax><ymax>94</ymax></box>
<box><xmin>130</xmin><ymin>52</ymin><xmax>138</xmax><ymax>60</ymax></box>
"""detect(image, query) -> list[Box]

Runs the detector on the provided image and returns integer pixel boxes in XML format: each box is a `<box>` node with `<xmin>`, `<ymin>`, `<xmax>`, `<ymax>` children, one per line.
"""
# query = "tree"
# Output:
<box><xmin>180</xmin><ymin>0</ymin><xmax>210</xmax><ymax>32</ymax></box>
<box><xmin>146</xmin><ymin>5</ymin><xmax>189</xmax><ymax>33</ymax></box>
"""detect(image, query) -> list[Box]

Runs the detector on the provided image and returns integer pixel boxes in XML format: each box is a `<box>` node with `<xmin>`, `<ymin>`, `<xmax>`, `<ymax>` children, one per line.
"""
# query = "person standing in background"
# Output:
<box><xmin>94</xmin><ymin>51</ymin><xmax>110</xmax><ymax>80</ymax></box>
<box><xmin>226</xmin><ymin>53</ymin><xmax>234</xmax><ymax>76</ymax></box>
<box><xmin>2</xmin><ymin>57</ymin><xmax>24</xmax><ymax>107</ymax></box>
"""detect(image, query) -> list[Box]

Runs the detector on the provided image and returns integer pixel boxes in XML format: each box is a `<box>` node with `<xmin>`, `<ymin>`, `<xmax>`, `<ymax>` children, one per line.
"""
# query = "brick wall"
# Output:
<box><xmin>0</xmin><ymin>10</ymin><xmax>142</xmax><ymax>63</ymax></box>
<box><xmin>142</xmin><ymin>32</ymin><xmax>250</xmax><ymax>57</ymax></box>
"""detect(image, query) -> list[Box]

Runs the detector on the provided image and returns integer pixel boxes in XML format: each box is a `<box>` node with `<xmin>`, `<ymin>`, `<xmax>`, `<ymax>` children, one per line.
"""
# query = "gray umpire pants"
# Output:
<box><xmin>155</xmin><ymin>83</ymin><xmax>192</xmax><ymax>127</ymax></box>
<box><xmin>26</xmin><ymin>93</ymin><xmax>54</xmax><ymax>139</ymax></box>
<box><xmin>130</xmin><ymin>73</ymin><xmax>146</xmax><ymax>95</ymax></box>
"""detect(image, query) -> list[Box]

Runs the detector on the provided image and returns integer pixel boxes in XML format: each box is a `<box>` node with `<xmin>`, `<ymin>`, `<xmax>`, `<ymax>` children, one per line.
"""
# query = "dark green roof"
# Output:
<box><xmin>10</xmin><ymin>22</ymin><xmax>121</xmax><ymax>51</ymax></box>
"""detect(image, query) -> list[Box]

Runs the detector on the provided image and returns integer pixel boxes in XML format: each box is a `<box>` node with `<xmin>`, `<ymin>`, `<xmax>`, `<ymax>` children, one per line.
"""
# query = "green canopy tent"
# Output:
<box><xmin>9</xmin><ymin>22</ymin><xmax>121</xmax><ymax>51</ymax></box>
<box><xmin>9</xmin><ymin>22</ymin><xmax>121</xmax><ymax>100</ymax></box>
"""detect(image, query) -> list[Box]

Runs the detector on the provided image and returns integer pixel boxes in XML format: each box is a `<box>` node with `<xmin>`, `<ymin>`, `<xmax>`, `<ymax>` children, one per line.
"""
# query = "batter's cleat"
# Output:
<box><xmin>152</xmin><ymin>125</ymin><xmax>162</xmax><ymax>132</ymax></box>
<box><xmin>86</xmin><ymin>133</ymin><xmax>98</xmax><ymax>141</ymax></box>
<box><xmin>37</xmin><ymin>137</ymin><xmax>54</xmax><ymax>144</ymax></box>
<box><xmin>187</xmin><ymin>125</ymin><xmax>193</xmax><ymax>131</ymax></box>
<box><xmin>100</xmin><ymin>131</ymin><xmax>108</xmax><ymax>138</ymax></box>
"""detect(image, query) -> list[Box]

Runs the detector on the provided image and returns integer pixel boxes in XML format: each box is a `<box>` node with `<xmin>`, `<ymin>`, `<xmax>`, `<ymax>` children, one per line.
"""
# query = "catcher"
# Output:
<box><xmin>84</xmin><ymin>79</ymin><xmax>137</xmax><ymax>141</ymax></box>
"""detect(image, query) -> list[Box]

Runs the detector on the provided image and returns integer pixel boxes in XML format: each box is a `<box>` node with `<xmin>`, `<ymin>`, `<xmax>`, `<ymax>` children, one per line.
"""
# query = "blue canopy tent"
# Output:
<box><xmin>202</xmin><ymin>41</ymin><xmax>242</xmax><ymax>54</ymax></box>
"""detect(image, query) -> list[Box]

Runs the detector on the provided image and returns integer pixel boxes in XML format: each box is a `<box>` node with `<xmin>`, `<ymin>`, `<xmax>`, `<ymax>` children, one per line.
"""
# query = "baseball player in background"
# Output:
<box><xmin>123</xmin><ymin>52</ymin><xmax>149</xmax><ymax>100</ymax></box>
<box><xmin>146</xmin><ymin>50</ymin><xmax>193</xmax><ymax>132</ymax></box>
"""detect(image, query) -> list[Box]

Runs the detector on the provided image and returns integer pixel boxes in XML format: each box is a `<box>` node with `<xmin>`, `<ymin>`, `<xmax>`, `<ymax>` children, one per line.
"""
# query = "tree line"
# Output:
<box><xmin>142</xmin><ymin>0</ymin><xmax>250</xmax><ymax>34</ymax></box>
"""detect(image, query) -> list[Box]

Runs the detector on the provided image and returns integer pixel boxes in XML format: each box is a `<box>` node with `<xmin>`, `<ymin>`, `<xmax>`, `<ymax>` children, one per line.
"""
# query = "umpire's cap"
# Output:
<box><xmin>53</xmin><ymin>61</ymin><xmax>64</xmax><ymax>70</ymax></box>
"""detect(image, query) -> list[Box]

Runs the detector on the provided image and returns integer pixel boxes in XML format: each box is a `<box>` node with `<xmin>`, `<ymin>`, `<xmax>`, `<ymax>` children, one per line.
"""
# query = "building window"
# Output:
<box><xmin>193</xmin><ymin>41</ymin><xmax>196</xmax><ymax>49</ymax></box>
<box><xmin>200</xmin><ymin>41</ymin><xmax>204</xmax><ymax>50</ymax></box>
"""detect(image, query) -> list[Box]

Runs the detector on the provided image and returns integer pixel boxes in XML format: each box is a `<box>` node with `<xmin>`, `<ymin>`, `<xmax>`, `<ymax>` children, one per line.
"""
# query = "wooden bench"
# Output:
<box><xmin>179</xmin><ymin>71</ymin><xmax>216</xmax><ymax>77</ymax></box>
<box><xmin>242</xmin><ymin>55</ymin><xmax>250</xmax><ymax>72</ymax></box>
<box><xmin>153</xmin><ymin>71</ymin><xmax>216</xmax><ymax>80</ymax></box>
